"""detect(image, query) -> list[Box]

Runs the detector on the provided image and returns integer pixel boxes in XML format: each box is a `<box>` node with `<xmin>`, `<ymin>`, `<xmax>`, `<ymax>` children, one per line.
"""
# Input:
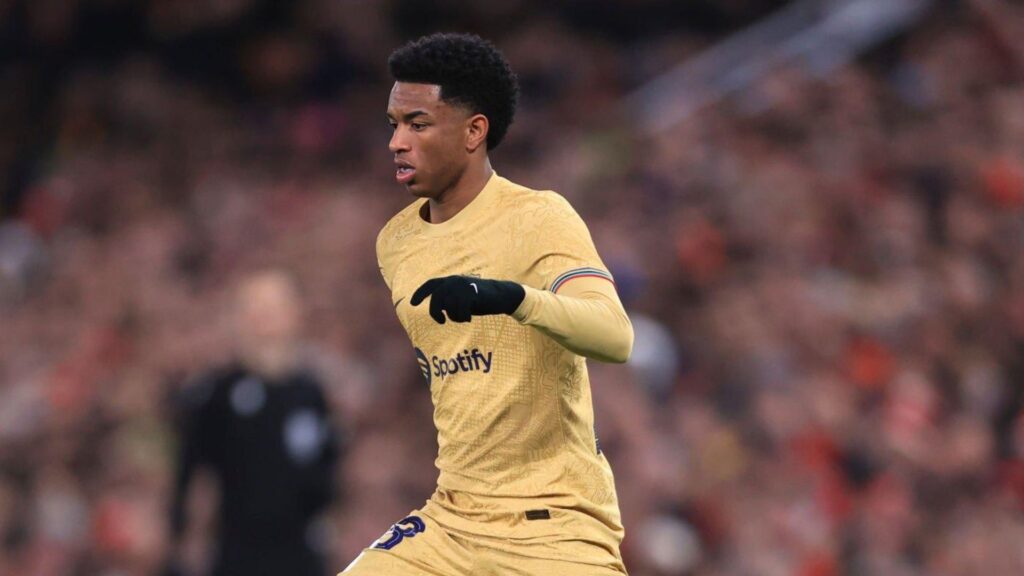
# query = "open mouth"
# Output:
<box><xmin>396</xmin><ymin>165</ymin><xmax>416</xmax><ymax>184</ymax></box>
<box><xmin>395</xmin><ymin>159</ymin><xmax>416</xmax><ymax>184</ymax></box>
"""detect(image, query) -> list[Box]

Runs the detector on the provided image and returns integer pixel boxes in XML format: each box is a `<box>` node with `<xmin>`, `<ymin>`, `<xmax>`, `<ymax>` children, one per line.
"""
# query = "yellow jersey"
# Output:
<box><xmin>376</xmin><ymin>172</ymin><xmax>626</xmax><ymax>564</ymax></box>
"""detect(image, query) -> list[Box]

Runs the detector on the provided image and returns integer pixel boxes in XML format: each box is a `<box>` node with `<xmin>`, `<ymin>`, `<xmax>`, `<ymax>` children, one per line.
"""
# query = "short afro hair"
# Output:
<box><xmin>388</xmin><ymin>33</ymin><xmax>519</xmax><ymax>151</ymax></box>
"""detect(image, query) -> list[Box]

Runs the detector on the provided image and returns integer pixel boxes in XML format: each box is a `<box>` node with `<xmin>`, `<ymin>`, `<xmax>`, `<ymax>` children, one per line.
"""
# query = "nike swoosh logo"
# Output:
<box><xmin>393</xmin><ymin>297</ymin><xmax>405</xmax><ymax>309</ymax></box>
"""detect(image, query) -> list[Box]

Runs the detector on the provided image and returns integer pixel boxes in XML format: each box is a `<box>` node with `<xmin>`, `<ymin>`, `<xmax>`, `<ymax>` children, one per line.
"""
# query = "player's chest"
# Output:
<box><xmin>388</xmin><ymin>233</ymin><xmax>515</xmax><ymax>330</ymax></box>
<box><xmin>389</xmin><ymin>230</ymin><xmax>516</xmax><ymax>299</ymax></box>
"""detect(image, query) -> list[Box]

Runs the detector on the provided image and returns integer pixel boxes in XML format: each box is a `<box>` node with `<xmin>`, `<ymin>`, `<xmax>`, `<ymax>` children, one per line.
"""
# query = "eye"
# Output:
<box><xmin>411</xmin><ymin>123</ymin><xmax>427</xmax><ymax>131</ymax></box>
<box><xmin>387</xmin><ymin>121</ymin><xmax>397</xmax><ymax>130</ymax></box>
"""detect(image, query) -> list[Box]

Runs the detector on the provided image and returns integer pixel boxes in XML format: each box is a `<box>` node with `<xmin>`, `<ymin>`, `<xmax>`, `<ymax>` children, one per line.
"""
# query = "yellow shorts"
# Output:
<box><xmin>339</xmin><ymin>510</ymin><xmax>628</xmax><ymax>576</ymax></box>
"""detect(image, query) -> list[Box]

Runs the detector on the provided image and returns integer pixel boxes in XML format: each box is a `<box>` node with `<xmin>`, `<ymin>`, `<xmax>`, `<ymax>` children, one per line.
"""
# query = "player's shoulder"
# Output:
<box><xmin>494</xmin><ymin>175</ymin><xmax>578</xmax><ymax>216</ymax></box>
<box><xmin>376</xmin><ymin>199</ymin><xmax>423</xmax><ymax>255</ymax></box>
<box><xmin>176</xmin><ymin>364</ymin><xmax>244</xmax><ymax>413</ymax></box>
<box><xmin>495</xmin><ymin>177</ymin><xmax>588</xmax><ymax>236</ymax></box>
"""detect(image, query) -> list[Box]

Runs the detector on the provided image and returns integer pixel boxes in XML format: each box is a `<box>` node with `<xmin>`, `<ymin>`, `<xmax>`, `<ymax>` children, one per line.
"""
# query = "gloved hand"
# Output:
<box><xmin>411</xmin><ymin>276</ymin><xmax>525</xmax><ymax>323</ymax></box>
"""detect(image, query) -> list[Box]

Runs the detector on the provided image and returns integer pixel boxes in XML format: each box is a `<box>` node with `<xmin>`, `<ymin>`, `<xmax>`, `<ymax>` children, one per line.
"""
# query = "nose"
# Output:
<box><xmin>389</xmin><ymin>126</ymin><xmax>410</xmax><ymax>154</ymax></box>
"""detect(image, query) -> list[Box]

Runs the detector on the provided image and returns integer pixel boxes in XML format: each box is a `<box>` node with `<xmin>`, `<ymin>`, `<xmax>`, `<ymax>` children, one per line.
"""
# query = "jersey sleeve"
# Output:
<box><xmin>512</xmin><ymin>193</ymin><xmax>632</xmax><ymax>363</ymax></box>
<box><xmin>376</xmin><ymin>227</ymin><xmax>394</xmax><ymax>292</ymax></box>
<box><xmin>518</xmin><ymin>193</ymin><xmax>615</xmax><ymax>292</ymax></box>
<box><xmin>512</xmin><ymin>279</ymin><xmax>633</xmax><ymax>363</ymax></box>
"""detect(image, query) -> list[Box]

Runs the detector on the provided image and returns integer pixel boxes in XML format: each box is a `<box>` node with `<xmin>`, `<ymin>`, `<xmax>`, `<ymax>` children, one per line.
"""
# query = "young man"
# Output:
<box><xmin>342</xmin><ymin>33</ymin><xmax>633</xmax><ymax>575</ymax></box>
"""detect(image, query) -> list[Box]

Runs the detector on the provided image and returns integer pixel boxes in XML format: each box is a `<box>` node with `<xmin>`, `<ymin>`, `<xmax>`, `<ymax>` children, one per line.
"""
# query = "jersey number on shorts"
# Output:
<box><xmin>373</xmin><ymin>515</ymin><xmax>426</xmax><ymax>550</ymax></box>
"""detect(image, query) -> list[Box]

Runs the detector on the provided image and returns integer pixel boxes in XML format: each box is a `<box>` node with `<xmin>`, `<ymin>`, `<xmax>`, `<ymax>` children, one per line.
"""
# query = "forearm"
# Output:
<box><xmin>511</xmin><ymin>281</ymin><xmax>633</xmax><ymax>363</ymax></box>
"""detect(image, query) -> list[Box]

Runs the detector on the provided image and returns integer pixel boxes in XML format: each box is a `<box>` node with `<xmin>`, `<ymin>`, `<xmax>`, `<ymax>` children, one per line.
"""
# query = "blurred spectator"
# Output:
<box><xmin>166</xmin><ymin>270</ymin><xmax>339</xmax><ymax>576</ymax></box>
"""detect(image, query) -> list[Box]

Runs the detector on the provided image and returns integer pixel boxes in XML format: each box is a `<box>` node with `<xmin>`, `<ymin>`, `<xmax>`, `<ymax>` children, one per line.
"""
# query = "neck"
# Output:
<box><xmin>427</xmin><ymin>158</ymin><xmax>493</xmax><ymax>224</ymax></box>
<box><xmin>241</xmin><ymin>342</ymin><xmax>297</xmax><ymax>381</ymax></box>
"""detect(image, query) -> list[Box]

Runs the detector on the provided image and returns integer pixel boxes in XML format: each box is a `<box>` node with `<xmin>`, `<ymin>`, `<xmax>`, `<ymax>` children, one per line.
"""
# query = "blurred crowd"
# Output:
<box><xmin>2</xmin><ymin>0</ymin><xmax>1024</xmax><ymax>575</ymax></box>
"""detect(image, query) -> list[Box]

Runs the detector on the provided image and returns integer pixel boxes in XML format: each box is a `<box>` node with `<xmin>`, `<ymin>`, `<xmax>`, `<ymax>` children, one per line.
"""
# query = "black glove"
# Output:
<box><xmin>410</xmin><ymin>276</ymin><xmax>525</xmax><ymax>324</ymax></box>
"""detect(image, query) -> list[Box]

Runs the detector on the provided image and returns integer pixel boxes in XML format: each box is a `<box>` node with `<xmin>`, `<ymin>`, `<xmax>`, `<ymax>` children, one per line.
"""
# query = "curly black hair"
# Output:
<box><xmin>388</xmin><ymin>33</ymin><xmax>519</xmax><ymax>151</ymax></box>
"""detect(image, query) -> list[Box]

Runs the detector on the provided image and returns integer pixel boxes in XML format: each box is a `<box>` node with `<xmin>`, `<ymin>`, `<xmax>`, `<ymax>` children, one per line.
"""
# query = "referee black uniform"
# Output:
<box><xmin>170</xmin><ymin>363</ymin><xmax>339</xmax><ymax>576</ymax></box>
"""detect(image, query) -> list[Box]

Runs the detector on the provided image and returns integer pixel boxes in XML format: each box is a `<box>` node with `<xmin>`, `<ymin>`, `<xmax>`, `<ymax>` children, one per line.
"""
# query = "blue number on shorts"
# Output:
<box><xmin>373</xmin><ymin>515</ymin><xmax>426</xmax><ymax>550</ymax></box>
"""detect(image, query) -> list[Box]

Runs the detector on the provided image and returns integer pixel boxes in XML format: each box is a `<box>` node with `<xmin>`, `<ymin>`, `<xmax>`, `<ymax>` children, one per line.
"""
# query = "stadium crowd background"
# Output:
<box><xmin>2</xmin><ymin>0</ymin><xmax>1024</xmax><ymax>574</ymax></box>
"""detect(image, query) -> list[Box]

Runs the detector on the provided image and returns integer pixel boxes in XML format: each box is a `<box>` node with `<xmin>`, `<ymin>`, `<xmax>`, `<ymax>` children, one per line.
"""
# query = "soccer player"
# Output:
<box><xmin>342</xmin><ymin>33</ymin><xmax>633</xmax><ymax>575</ymax></box>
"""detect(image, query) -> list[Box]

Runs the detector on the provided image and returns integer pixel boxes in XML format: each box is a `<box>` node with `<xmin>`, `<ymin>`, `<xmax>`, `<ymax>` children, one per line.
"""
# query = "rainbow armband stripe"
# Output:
<box><xmin>549</xmin><ymin>267</ymin><xmax>615</xmax><ymax>293</ymax></box>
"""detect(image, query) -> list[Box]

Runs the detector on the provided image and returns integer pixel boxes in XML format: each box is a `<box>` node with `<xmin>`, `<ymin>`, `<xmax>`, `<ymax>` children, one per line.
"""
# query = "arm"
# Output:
<box><xmin>511</xmin><ymin>276</ymin><xmax>633</xmax><ymax>363</ymax></box>
<box><xmin>169</xmin><ymin>388</ymin><xmax>206</xmax><ymax>542</ymax></box>
<box><xmin>165</xmin><ymin>378</ymin><xmax>219</xmax><ymax>576</ymax></box>
<box><xmin>514</xmin><ymin>193</ymin><xmax>633</xmax><ymax>362</ymax></box>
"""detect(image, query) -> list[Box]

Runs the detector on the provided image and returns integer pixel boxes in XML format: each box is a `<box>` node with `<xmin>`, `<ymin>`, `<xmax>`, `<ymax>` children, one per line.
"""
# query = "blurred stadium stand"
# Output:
<box><xmin>627</xmin><ymin>0</ymin><xmax>935</xmax><ymax>133</ymax></box>
<box><xmin>2</xmin><ymin>0</ymin><xmax>1024</xmax><ymax>574</ymax></box>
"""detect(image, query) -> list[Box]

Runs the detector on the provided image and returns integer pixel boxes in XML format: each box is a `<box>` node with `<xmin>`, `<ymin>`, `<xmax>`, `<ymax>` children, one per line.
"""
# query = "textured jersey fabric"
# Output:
<box><xmin>511</xmin><ymin>281</ymin><xmax>632</xmax><ymax>364</ymax></box>
<box><xmin>376</xmin><ymin>173</ymin><xmax>627</xmax><ymax>568</ymax></box>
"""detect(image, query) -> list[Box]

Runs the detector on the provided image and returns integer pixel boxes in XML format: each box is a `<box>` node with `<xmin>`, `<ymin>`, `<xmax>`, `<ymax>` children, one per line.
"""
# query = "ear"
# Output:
<box><xmin>465</xmin><ymin>113</ymin><xmax>489</xmax><ymax>153</ymax></box>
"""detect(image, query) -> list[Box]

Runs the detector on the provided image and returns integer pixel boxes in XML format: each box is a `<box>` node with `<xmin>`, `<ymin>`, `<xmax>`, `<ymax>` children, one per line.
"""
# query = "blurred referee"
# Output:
<box><xmin>166</xmin><ymin>270</ymin><xmax>340</xmax><ymax>576</ymax></box>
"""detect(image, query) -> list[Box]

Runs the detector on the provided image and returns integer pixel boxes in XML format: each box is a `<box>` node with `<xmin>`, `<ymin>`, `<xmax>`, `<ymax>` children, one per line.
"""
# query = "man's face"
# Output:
<box><xmin>236</xmin><ymin>271</ymin><xmax>302</xmax><ymax>347</ymax></box>
<box><xmin>387</xmin><ymin>82</ymin><xmax>471</xmax><ymax>198</ymax></box>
